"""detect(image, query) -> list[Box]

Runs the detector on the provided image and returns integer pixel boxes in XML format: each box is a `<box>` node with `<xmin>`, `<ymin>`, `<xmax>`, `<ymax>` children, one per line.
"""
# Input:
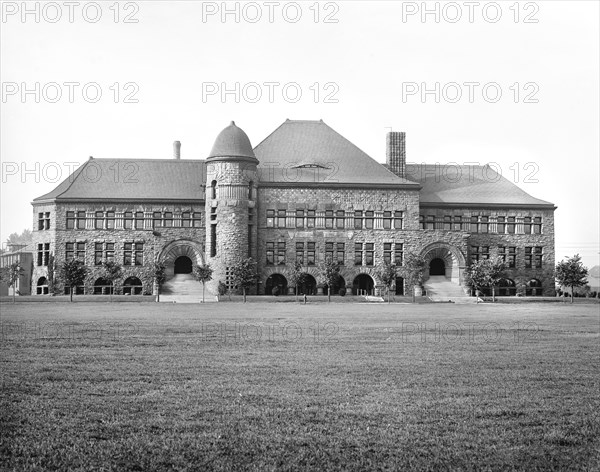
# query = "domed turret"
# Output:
<box><xmin>208</xmin><ymin>121</ymin><xmax>258</xmax><ymax>163</ymax></box>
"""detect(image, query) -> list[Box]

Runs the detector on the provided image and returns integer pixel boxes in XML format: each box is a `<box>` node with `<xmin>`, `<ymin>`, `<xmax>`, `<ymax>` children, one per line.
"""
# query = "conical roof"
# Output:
<box><xmin>207</xmin><ymin>121</ymin><xmax>258</xmax><ymax>163</ymax></box>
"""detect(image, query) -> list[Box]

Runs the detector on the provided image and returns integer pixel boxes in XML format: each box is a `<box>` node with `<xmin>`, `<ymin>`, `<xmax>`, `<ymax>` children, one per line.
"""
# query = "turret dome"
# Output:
<box><xmin>207</xmin><ymin>121</ymin><xmax>258</xmax><ymax>163</ymax></box>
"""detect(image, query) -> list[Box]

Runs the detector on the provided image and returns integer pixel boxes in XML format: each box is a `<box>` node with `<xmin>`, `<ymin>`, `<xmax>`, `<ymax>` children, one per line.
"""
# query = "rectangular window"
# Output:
<box><xmin>95</xmin><ymin>243</ymin><xmax>103</xmax><ymax>265</ymax></box>
<box><xmin>365</xmin><ymin>211</ymin><xmax>374</xmax><ymax>229</ymax></box>
<box><xmin>471</xmin><ymin>246</ymin><xmax>488</xmax><ymax>263</ymax></box>
<box><xmin>66</xmin><ymin>242</ymin><xmax>74</xmax><ymax>261</ymax></box>
<box><xmin>266</xmin><ymin>209</ymin><xmax>275</xmax><ymax>228</ymax></box>
<box><xmin>336</xmin><ymin>210</ymin><xmax>345</xmax><ymax>229</ymax></box>
<box><xmin>525</xmin><ymin>247</ymin><xmax>532</xmax><ymax>268</ymax></box>
<box><xmin>277</xmin><ymin>242</ymin><xmax>286</xmax><ymax>265</ymax></box>
<box><xmin>296</xmin><ymin>242</ymin><xmax>304</xmax><ymax>264</ymax></box>
<box><xmin>277</xmin><ymin>210</ymin><xmax>286</xmax><ymax>228</ymax></box>
<box><xmin>394</xmin><ymin>211</ymin><xmax>404</xmax><ymax>230</ymax></box>
<box><xmin>507</xmin><ymin>217</ymin><xmax>515</xmax><ymax>234</ymax></box>
<box><xmin>325</xmin><ymin>210</ymin><xmax>334</xmax><ymax>229</ymax></box>
<box><xmin>499</xmin><ymin>246</ymin><xmax>517</xmax><ymax>268</ymax></box>
<box><xmin>66</xmin><ymin>211</ymin><xmax>75</xmax><ymax>229</ymax></box>
<box><xmin>336</xmin><ymin>243</ymin><xmax>345</xmax><ymax>265</ymax></box>
<box><xmin>106</xmin><ymin>212</ymin><xmax>115</xmax><ymax>230</ymax></box>
<box><xmin>383</xmin><ymin>211</ymin><xmax>392</xmax><ymax>230</ymax></box>
<box><xmin>354</xmin><ymin>211</ymin><xmax>363</xmax><ymax>229</ymax></box>
<box><xmin>470</xmin><ymin>216</ymin><xmax>479</xmax><ymax>233</ymax></box>
<box><xmin>307</xmin><ymin>210</ymin><xmax>315</xmax><ymax>228</ymax></box>
<box><xmin>163</xmin><ymin>212</ymin><xmax>173</xmax><ymax>228</ymax></box>
<box><xmin>94</xmin><ymin>211</ymin><xmax>104</xmax><ymax>229</ymax></box>
<box><xmin>419</xmin><ymin>215</ymin><xmax>425</xmax><ymax>230</ymax></box>
<box><xmin>193</xmin><ymin>212</ymin><xmax>203</xmax><ymax>228</ymax></box>
<box><xmin>135</xmin><ymin>211</ymin><xmax>145</xmax><ymax>229</ymax></box>
<box><xmin>383</xmin><ymin>243</ymin><xmax>392</xmax><ymax>264</ymax></box>
<box><xmin>443</xmin><ymin>215</ymin><xmax>452</xmax><ymax>231</ymax></box>
<box><xmin>427</xmin><ymin>215</ymin><xmax>435</xmax><ymax>230</ymax></box>
<box><xmin>453</xmin><ymin>216</ymin><xmax>462</xmax><ymax>231</ymax></box>
<box><xmin>38</xmin><ymin>212</ymin><xmax>44</xmax><ymax>230</ymax></box>
<box><xmin>533</xmin><ymin>217</ymin><xmax>542</xmax><ymax>234</ymax></box>
<box><xmin>365</xmin><ymin>243</ymin><xmax>374</xmax><ymax>266</ymax></box>
<box><xmin>354</xmin><ymin>243</ymin><xmax>363</xmax><ymax>266</ymax></box>
<box><xmin>210</xmin><ymin>207</ymin><xmax>216</xmax><ymax>222</ymax></box>
<box><xmin>527</xmin><ymin>247</ymin><xmax>543</xmax><ymax>268</ymax></box>
<box><xmin>395</xmin><ymin>243</ymin><xmax>404</xmax><ymax>266</ymax></box>
<box><xmin>37</xmin><ymin>243</ymin><xmax>49</xmax><ymax>266</ymax></box>
<box><xmin>325</xmin><ymin>242</ymin><xmax>334</xmax><ymax>261</ymax></box>
<box><xmin>135</xmin><ymin>243</ymin><xmax>144</xmax><ymax>266</ymax></box>
<box><xmin>497</xmin><ymin>216</ymin><xmax>505</xmax><ymax>234</ymax></box>
<box><xmin>534</xmin><ymin>246</ymin><xmax>543</xmax><ymax>268</ymax></box>
<box><xmin>296</xmin><ymin>210</ymin><xmax>304</xmax><ymax>228</ymax></box>
<box><xmin>124</xmin><ymin>242</ymin><xmax>133</xmax><ymax>266</ymax></box>
<box><xmin>104</xmin><ymin>243</ymin><xmax>114</xmax><ymax>262</ymax></box>
<box><xmin>181</xmin><ymin>212</ymin><xmax>191</xmax><ymax>228</ymax></box>
<box><xmin>153</xmin><ymin>212</ymin><xmax>162</xmax><ymax>229</ymax></box>
<box><xmin>480</xmin><ymin>216</ymin><xmax>489</xmax><ymax>233</ymax></box>
<box><xmin>307</xmin><ymin>242</ymin><xmax>316</xmax><ymax>265</ymax></box>
<box><xmin>524</xmin><ymin>217</ymin><xmax>532</xmax><ymax>234</ymax></box>
<box><xmin>266</xmin><ymin>242</ymin><xmax>274</xmax><ymax>265</ymax></box>
<box><xmin>38</xmin><ymin>212</ymin><xmax>50</xmax><ymax>230</ymax></box>
<box><xmin>123</xmin><ymin>211</ymin><xmax>133</xmax><ymax>230</ymax></box>
<box><xmin>74</xmin><ymin>211</ymin><xmax>85</xmax><ymax>230</ymax></box>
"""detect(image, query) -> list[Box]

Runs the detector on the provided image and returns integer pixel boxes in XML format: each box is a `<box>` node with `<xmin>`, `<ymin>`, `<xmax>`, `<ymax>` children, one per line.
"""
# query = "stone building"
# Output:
<box><xmin>30</xmin><ymin>120</ymin><xmax>556</xmax><ymax>298</ymax></box>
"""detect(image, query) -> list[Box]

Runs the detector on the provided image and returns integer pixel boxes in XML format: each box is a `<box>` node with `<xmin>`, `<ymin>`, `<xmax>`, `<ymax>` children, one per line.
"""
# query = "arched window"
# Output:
<box><xmin>526</xmin><ymin>279</ymin><xmax>542</xmax><ymax>296</ymax></box>
<box><xmin>37</xmin><ymin>277</ymin><xmax>49</xmax><ymax>295</ymax></box>
<box><xmin>498</xmin><ymin>278</ymin><xmax>516</xmax><ymax>296</ymax></box>
<box><xmin>211</xmin><ymin>180</ymin><xmax>217</xmax><ymax>199</ymax></box>
<box><xmin>123</xmin><ymin>276</ymin><xmax>143</xmax><ymax>295</ymax></box>
<box><xmin>248</xmin><ymin>181</ymin><xmax>253</xmax><ymax>200</ymax></box>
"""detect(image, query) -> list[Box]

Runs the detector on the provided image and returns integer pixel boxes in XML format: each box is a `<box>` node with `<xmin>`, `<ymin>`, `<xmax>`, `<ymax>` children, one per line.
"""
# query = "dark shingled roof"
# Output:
<box><xmin>407</xmin><ymin>164</ymin><xmax>555</xmax><ymax>208</ymax></box>
<box><xmin>208</xmin><ymin>121</ymin><xmax>258</xmax><ymax>163</ymax></box>
<box><xmin>254</xmin><ymin>120</ymin><xmax>419</xmax><ymax>188</ymax></box>
<box><xmin>34</xmin><ymin>158</ymin><xmax>206</xmax><ymax>202</ymax></box>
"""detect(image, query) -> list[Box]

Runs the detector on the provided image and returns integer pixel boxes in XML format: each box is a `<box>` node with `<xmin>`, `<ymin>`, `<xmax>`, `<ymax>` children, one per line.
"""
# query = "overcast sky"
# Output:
<box><xmin>1</xmin><ymin>1</ymin><xmax>598</xmax><ymax>268</ymax></box>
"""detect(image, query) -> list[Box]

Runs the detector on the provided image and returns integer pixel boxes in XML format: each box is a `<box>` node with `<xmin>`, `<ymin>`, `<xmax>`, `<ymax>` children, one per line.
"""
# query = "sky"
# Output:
<box><xmin>1</xmin><ymin>0</ymin><xmax>599</xmax><ymax>268</ymax></box>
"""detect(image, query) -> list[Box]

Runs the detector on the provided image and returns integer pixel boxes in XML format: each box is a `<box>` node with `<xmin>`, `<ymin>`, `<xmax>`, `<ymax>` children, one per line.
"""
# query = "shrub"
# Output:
<box><xmin>217</xmin><ymin>281</ymin><xmax>228</xmax><ymax>296</ymax></box>
<box><xmin>272</xmin><ymin>286</ymin><xmax>280</xmax><ymax>296</ymax></box>
<box><xmin>338</xmin><ymin>287</ymin><xmax>346</xmax><ymax>297</ymax></box>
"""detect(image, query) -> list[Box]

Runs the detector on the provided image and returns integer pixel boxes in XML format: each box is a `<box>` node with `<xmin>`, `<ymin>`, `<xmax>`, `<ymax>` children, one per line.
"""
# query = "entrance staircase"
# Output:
<box><xmin>159</xmin><ymin>274</ymin><xmax>216</xmax><ymax>303</ymax></box>
<box><xmin>424</xmin><ymin>276</ymin><xmax>476</xmax><ymax>304</ymax></box>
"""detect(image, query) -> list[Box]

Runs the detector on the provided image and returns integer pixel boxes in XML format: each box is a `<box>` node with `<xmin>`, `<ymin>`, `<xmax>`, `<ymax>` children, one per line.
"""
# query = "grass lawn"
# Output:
<box><xmin>1</xmin><ymin>302</ymin><xmax>599</xmax><ymax>471</ymax></box>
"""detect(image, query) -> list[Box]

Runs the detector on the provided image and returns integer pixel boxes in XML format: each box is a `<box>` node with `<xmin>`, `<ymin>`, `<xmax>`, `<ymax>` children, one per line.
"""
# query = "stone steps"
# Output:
<box><xmin>160</xmin><ymin>274</ymin><xmax>216</xmax><ymax>303</ymax></box>
<box><xmin>424</xmin><ymin>276</ymin><xmax>477</xmax><ymax>304</ymax></box>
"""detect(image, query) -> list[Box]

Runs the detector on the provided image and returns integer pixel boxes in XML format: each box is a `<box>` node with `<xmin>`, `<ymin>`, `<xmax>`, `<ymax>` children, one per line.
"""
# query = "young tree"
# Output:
<box><xmin>464</xmin><ymin>260</ymin><xmax>487</xmax><ymax>303</ymax></box>
<box><xmin>483</xmin><ymin>257</ymin><xmax>506</xmax><ymax>302</ymax></box>
<box><xmin>58</xmin><ymin>259</ymin><xmax>88</xmax><ymax>302</ymax></box>
<box><xmin>317</xmin><ymin>255</ymin><xmax>341</xmax><ymax>302</ymax></box>
<box><xmin>0</xmin><ymin>262</ymin><xmax>25</xmax><ymax>303</ymax></box>
<box><xmin>193</xmin><ymin>263</ymin><xmax>213</xmax><ymax>303</ymax></box>
<box><xmin>376</xmin><ymin>262</ymin><xmax>397</xmax><ymax>303</ymax></box>
<box><xmin>145</xmin><ymin>261</ymin><xmax>166</xmax><ymax>301</ymax></box>
<box><xmin>555</xmin><ymin>254</ymin><xmax>588</xmax><ymax>304</ymax></box>
<box><xmin>230</xmin><ymin>257</ymin><xmax>258</xmax><ymax>303</ymax></box>
<box><xmin>47</xmin><ymin>253</ymin><xmax>56</xmax><ymax>295</ymax></box>
<box><xmin>101</xmin><ymin>260</ymin><xmax>123</xmax><ymax>302</ymax></box>
<box><xmin>400</xmin><ymin>252</ymin><xmax>426</xmax><ymax>303</ymax></box>
<box><xmin>288</xmin><ymin>260</ymin><xmax>306</xmax><ymax>302</ymax></box>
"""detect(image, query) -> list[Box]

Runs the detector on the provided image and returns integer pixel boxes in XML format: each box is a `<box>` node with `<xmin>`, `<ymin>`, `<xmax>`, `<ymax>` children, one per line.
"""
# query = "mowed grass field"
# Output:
<box><xmin>1</xmin><ymin>302</ymin><xmax>599</xmax><ymax>471</ymax></box>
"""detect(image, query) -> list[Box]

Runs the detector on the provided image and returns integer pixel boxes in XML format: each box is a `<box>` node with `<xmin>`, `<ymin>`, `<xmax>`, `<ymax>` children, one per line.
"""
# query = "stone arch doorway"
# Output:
<box><xmin>265</xmin><ymin>273</ymin><xmax>288</xmax><ymax>295</ymax></box>
<box><xmin>159</xmin><ymin>239</ymin><xmax>204</xmax><ymax>279</ymax></box>
<box><xmin>429</xmin><ymin>258</ymin><xmax>446</xmax><ymax>276</ymax></box>
<box><xmin>174</xmin><ymin>256</ymin><xmax>193</xmax><ymax>274</ymax></box>
<box><xmin>420</xmin><ymin>242</ymin><xmax>466</xmax><ymax>284</ymax></box>
<box><xmin>353</xmin><ymin>274</ymin><xmax>374</xmax><ymax>295</ymax></box>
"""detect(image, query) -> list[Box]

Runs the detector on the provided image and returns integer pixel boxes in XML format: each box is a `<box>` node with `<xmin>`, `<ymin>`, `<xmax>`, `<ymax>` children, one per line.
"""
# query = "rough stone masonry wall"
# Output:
<box><xmin>256</xmin><ymin>186</ymin><xmax>422</xmax><ymax>293</ymax></box>
<box><xmin>31</xmin><ymin>201</ymin><xmax>205</xmax><ymax>295</ymax></box>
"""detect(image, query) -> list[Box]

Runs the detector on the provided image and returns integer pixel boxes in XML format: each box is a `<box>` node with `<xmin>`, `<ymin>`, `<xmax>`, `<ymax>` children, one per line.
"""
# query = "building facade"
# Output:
<box><xmin>30</xmin><ymin>120</ymin><xmax>556</xmax><ymax>298</ymax></box>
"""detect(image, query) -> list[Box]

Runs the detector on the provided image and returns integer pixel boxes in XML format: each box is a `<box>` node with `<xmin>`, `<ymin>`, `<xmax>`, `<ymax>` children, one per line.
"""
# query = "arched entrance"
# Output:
<box><xmin>298</xmin><ymin>273</ymin><xmax>317</xmax><ymax>295</ymax></box>
<box><xmin>353</xmin><ymin>274</ymin><xmax>374</xmax><ymax>295</ymax></box>
<box><xmin>429</xmin><ymin>258</ymin><xmax>446</xmax><ymax>276</ymax></box>
<box><xmin>420</xmin><ymin>242</ymin><xmax>466</xmax><ymax>284</ymax></box>
<box><xmin>94</xmin><ymin>277</ymin><xmax>112</xmax><ymax>295</ymax></box>
<box><xmin>526</xmin><ymin>279</ymin><xmax>542</xmax><ymax>296</ymax></box>
<box><xmin>174</xmin><ymin>256</ymin><xmax>192</xmax><ymax>274</ymax></box>
<box><xmin>324</xmin><ymin>275</ymin><xmax>345</xmax><ymax>297</ymax></box>
<box><xmin>265</xmin><ymin>273</ymin><xmax>288</xmax><ymax>295</ymax></box>
<box><xmin>36</xmin><ymin>277</ymin><xmax>49</xmax><ymax>295</ymax></box>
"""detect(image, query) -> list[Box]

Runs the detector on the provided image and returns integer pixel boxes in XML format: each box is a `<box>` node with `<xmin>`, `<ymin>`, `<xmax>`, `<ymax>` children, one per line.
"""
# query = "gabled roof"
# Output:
<box><xmin>407</xmin><ymin>164</ymin><xmax>555</xmax><ymax>208</ymax></box>
<box><xmin>33</xmin><ymin>158</ymin><xmax>206</xmax><ymax>203</ymax></box>
<box><xmin>254</xmin><ymin>120</ymin><xmax>420</xmax><ymax>188</ymax></box>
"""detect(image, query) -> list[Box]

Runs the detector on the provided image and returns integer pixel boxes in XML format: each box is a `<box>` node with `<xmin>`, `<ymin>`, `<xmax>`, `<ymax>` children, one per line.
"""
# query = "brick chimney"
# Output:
<box><xmin>173</xmin><ymin>141</ymin><xmax>181</xmax><ymax>159</ymax></box>
<box><xmin>386</xmin><ymin>131</ymin><xmax>405</xmax><ymax>178</ymax></box>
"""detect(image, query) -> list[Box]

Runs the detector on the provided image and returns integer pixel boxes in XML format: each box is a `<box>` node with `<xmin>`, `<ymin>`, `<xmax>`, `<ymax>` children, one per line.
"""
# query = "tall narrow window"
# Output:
<box><xmin>104</xmin><ymin>243</ymin><xmax>114</xmax><ymax>262</ymax></box>
<box><xmin>383</xmin><ymin>211</ymin><xmax>392</xmax><ymax>229</ymax></box>
<box><xmin>181</xmin><ymin>212</ymin><xmax>191</xmax><ymax>228</ymax></box>
<box><xmin>38</xmin><ymin>213</ymin><xmax>44</xmax><ymax>230</ymax></box>
<box><xmin>426</xmin><ymin>215</ymin><xmax>435</xmax><ymax>230</ymax></box>
<box><xmin>336</xmin><ymin>243</ymin><xmax>345</xmax><ymax>265</ymax></box>
<box><xmin>277</xmin><ymin>210</ymin><xmax>286</xmax><ymax>228</ymax></box>
<box><xmin>307</xmin><ymin>210</ymin><xmax>316</xmax><ymax>228</ymax></box>
<box><xmin>95</xmin><ymin>211</ymin><xmax>104</xmax><ymax>229</ymax></box>
<box><xmin>124</xmin><ymin>211</ymin><xmax>133</xmax><ymax>229</ymax></box>
<box><xmin>106</xmin><ymin>212</ymin><xmax>115</xmax><ymax>229</ymax></box>
<box><xmin>296</xmin><ymin>242</ymin><xmax>304</xmax><ymax>264</ymax></box>
<box><xmin>135</xmin><ymin>211</ymin><xmax>145</xmax><ymax>229</ymax></box>
<box><xmin>533</xmin><ymin>217</ymin><xmax>542</xmax><ymax>234</ymax></box>
<box><xmin>248</xmin><ymin>225</ymin><xmax>252</xmax><ymax>258</ymax></box>
<box><xmin>354</xmin><ymin>211</ymin><xmax>363</xmax><ymax>229</ymax></box>
<box><xmin>480</xmin><ymin>216</ymin><xmax>489</xmax><ymax>233</ymax></box>
<box><xmin>307</xmin><ymin>242</ymin><xmax>316</xmax><ymax>265</ymax></box>
<box><xmin>354</xmin><ymin>243</ymin><xmax>363</xmax><ymax>266</ymax></box>
<box><xmin>211</xmin><ymin>225</ymin><xmax>217</xmax><ymax>257</ymax></box>
<box><xmin>325</xmin><ymin>242</ymin><xmax>334</xmax><ymax>260</ymax></box>
<box><xmin>163</xmin><ymin>212</ymin><xmax>173</xmax><ymax>227</ymax></box>
<box><xmin>76</xmin><ymin>211</ymin><xmax>86</xmax><ymax>229</ymax></box>
<box><xmin>211</xmin><ymin>180</ymin><xmax>217</xmax><ymax>199</ymax></box>
<box><xmin>336</xmin><ymin>210</ymin><xmax>345</xmax><ymax>229</ymax></box>
<box><xmin>453</xmin><ymin>216</ymin><xmax>462</xmax><ymax>231</ymax></box>
<box><xmin>383</xmin><ymin>243</ymin><xmax>392</xmax><ymax>264</ymax></box>
<box><xmin>193</xmin><ymin>212</ymin><xmax>203</xmax><ymax>227</ymax></box>
<box><xmin>365</xmin><ymin>211</ymin><xmax>374</xmax><ymax>229</ymax></box>
<box><xmin>66</xmin><ymin>211</ymin><xmax>75</xmax><ymax>229</ymax></box>
<box><xmin>152</xmin><ymin>212</ymin><xmax>162</xmax><ymax>228</ymax></box>
<box><xmin>95</xmin><ymin>243</ymin><xmax>103</xmax><ymax>265</ymax></box>
<box><xmin>394</xmin><ymin>211</ymin><xmax>404</xmax><ymax>230</ymax></box>
<box><xmin>248</xmin><ymin>181</ymin><xmax>253</xmax><ymax>200</ymax></box>
<box><xmin>496</xmin><ymin>216</ymin><xmax>505</xmax><ymax>234</ymax></box>
<box><xmin>277</xmin><ymin>242</ymin><xmax>286</xmax><ymax>265</ymax></box>
<box><xmin>266</xmin><ymin>242</ymin><xmax>274</xmax><ymax>265</ymax></box>
<box><xmin>470</xmin><ymin>216</ymin><xmax>479</xmax><ymax>233</ymax></box>
<box><xmin>524</xmin><ymin>217</ymin><xmax>532</xmax><ymax>234</ymax></box>
<box><xmin>296</xmin><ymin>210</ymin><xmax>304</xmax><ymax>228</ymax></box>
<box><xmin>395</xmin><ymin>243</ymin><xmax>404</xmax><ymax>266</ymax></box>
<box><xmin>507</xmin><ymin>217</ymin><xmax>516</xmax><ymax>234</ymax></box>
<box><xmin>325</xmin><ymin>210</ymin><xmax>334</xmax><ymax>229</ymax></box>
<box><xmin>266</xmin><ymin>209</ymin><xmax>275</xmax><ymax>228</ymax></box>
<box><xmin>365</xmin><ymin>243</ymin><xmax>374</xmax><ymax>266</ymax></box>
